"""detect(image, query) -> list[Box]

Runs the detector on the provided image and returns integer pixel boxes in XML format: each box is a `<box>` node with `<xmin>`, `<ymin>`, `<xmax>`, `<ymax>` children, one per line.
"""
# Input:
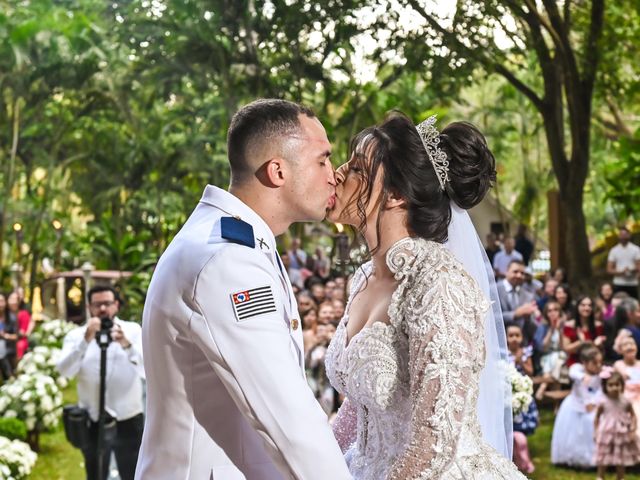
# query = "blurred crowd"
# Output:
<box><xmin>0</xmin><ymin>287</ymin><xmax>33</xmax><ymax>381</ymax></box>
<box><xmin>290</xmin><ymin>225</ymin><xmax>640</xmax><ymax>476</ymax></box>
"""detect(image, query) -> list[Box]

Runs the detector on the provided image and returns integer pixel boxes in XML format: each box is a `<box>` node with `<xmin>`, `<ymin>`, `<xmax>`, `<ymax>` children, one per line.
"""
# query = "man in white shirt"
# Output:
<box><xmin>493</xmin><ymin>236</ymin><xmax>524</xmax><ymax>279</ymax></box>
<box><xmin>608</xmin><ymin>226</ymin><xmax>640</xmax><ymax>298</ymax></box>
<box><xmin>135</xmin><ymin>99</ymin><xmax>350</xmax><ymax>479</ymax></box>
<box><xmin>57</xmin><ymin>285</ymin><xmax>144</xmax><ymax>480</ymax></box>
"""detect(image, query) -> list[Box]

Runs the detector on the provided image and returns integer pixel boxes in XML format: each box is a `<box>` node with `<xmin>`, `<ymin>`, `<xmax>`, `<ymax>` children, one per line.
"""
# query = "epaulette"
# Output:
<box><xmin>220</xmin><ymin>217</ymin><xmax>255</xmax><ymax>249</ymax></box>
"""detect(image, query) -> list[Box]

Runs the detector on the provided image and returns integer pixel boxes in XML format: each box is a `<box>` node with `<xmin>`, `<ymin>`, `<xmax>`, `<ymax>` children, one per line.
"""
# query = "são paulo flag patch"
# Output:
<box><xmin>230</xmin><ymin>286</ymin><xmax>276</xmax><ymax>321</ymax></box>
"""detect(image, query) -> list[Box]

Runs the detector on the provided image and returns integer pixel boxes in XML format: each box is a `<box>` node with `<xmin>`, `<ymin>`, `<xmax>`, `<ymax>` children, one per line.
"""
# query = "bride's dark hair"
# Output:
<box><xmin>346</xmin><ymin>111</ymin><xmax>496</xmax><ymax>249</ymax></box>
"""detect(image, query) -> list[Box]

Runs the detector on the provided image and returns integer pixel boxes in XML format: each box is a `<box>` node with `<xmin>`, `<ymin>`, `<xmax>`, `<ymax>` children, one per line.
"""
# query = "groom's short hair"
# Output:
<box><xmin>227</xmin><ymin>99</ymin><xmax>316</xmax><ymax>184</ymax></box>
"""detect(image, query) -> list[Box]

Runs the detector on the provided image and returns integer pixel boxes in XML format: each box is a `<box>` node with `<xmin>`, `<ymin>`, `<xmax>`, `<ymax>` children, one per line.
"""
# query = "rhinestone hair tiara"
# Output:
<box><xmin>416</xmin><ymin>115</ymin><xmax>449</xmax><ymax>191</ymax></box>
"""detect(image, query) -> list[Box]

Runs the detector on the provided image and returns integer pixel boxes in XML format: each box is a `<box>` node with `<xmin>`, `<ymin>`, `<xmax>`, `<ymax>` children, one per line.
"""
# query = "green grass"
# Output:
<box><xmin>529</xmin><ymin>407</ymin><xmax>640</xmax><ymax>479</ymax></box>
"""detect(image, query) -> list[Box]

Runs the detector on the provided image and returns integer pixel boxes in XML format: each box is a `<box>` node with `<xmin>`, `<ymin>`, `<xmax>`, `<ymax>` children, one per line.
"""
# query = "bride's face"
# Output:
<box><xmin>326</xmin><ymin>138</ymin><xmax>384</xmax><ymax>228</ymax></box>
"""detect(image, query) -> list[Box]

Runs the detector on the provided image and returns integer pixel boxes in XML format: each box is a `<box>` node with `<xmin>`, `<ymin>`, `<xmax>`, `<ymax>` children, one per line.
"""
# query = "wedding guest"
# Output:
<box><xmin>507</xmin><ymin>323</ymin><xmax>537</xmax><ymax>475</ymax></box>
<box><xmin>0</xmin><ymin>293</ymin><xmax>17</xmax><ymax>381</ymax></box>
<box><xmin>562</xmin><ymin>295</ymin><xmax>605</xmax><ymax>367</ymax></box>
<box><xmin>286</xmin><ymin>238</ymin><xmax>308</xmax><ymax>289</ymax></box>
<box><xmin>553</xmin><ymin>283</ymin><xmax>574</xmax><ymax>320</ymax></box>
<box><xmin>296</xmin><ymin>291</ymin><xmax>317</xmax><ymax>318</ymax></box>
<box><xmin>551</xmin><ymin>267</ymin><xmax>567</xmax><ymax>284</ymax></box>
<box><xmin>324</xmin><ymin>279</ymin><xmax>337</xmax><ymax>300</ymax></box>
<box><xmin>536</xmin><ymin>278</ymin><xmax>558</xmax><ymax>311</ymax></box>
<box><xmin>522</xmin><ymin>267</ymin><xmax>543</xmax><ymax>298</ymax></box>
<box><xmin>515</xmin><ymin>224</ymin><xmax>534</xmax><ymax>266</ymax></box>
<box><xmin>313</xmin><ymin>247</ymin><xmax>331</xmax><ymax>280</ymax></box>
<box><xmin>497</xmin><ymin>260</ymin><xmax>539</xmax><ymax>346</ymax></box>
<box><xmin>551</xmin><ymin>344</ymin><xmax>603</xmax><ymax>467</ymax></box>
<box><xmin>302</xmin><ymin>307</ymin><xmax>319</xmax><ymax>353</ymax></box>
<box><xmin>306</xmin><ymin>323</ymin><xmax>337</xmax><ymax>415</ymax></box>
<box><xmin>493</xmin><ymin>237</ymin><xmax>524</xmax><ymax>278</ymax></box>
<box><xmin>607</xmin><ymin>226</ymin><xmax>640</xmax><ymax>298</ymax></box>
<box><xmin>614</xmin><ymin>298</ymin><xmax>640</xmax><ymax>352</ymax></box>
<box><xmin>310</xmin><ymin>282</ymin><xmax>327</xmax><ymax>305</ymax></box>
<box><xmin>485</xmin><ymin>232</ymin><xmax>501</xmax><ymax>265</ymax></box>
<box><xmin>598</xmin><ymin>282</ymin><xmax>616</xmax><ymax>322</ymax></box>
<box><xmin>534</xmin><ymin>301</ymin><xmax>568</xmax><ymax>401</ymax></box>
<box><xmin>7</xmin><ymin>291</ymin><xmax>32</xmax><ymax>360</ymax></box>
<box><xmin>317</xmin><ymin>302</ymin><xmax>335</xmax><ymax>327</ymax></box>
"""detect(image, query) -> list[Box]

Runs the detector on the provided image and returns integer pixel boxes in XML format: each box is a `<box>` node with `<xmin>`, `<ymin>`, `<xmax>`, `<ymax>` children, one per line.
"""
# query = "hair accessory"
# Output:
<box><xmin>416</xmin><ymin>115</ymin><xmax>450</xmax><ymax>191</ymax></box>
<box><xmin>599</xmin><ymin>365</ymin><xmax>614</xmax><ymax>380</ymax></box>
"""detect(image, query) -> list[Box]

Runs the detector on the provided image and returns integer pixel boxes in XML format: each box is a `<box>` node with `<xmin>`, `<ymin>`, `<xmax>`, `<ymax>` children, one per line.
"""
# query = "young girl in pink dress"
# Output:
<box><xmin>614</xmin><ymin>334</ymin><xmax>640</xmax><ymax>429</ymax></box>
<box><xmin>594</xmin><ymin>369</ymin><xmax>640</xmax><ymax>480</ymax></box>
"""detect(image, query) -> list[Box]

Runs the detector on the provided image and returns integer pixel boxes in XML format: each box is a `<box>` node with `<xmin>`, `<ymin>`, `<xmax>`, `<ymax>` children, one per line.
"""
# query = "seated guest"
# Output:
<box><xmin>296</xmin><ymin>291</ymin><xmax>317</xmax><ymax>318</ymax></box>
<box><xmin>493</xmin><ymin>236</ymin><xmax>524</xmax><ymax>279</ymax></box>
<box><xmin>553</xmin><ymin>283</ymin><xmax>574</xmax><ymax>320</ymax></box>
<box><xmin>534</xmin><ymin>301</ymin><xmax>568</xmax><ymax>400</ymax></box>
<box><xmin>551</xmin><ymin>344</ymin><xmax>603</xmax><ymax>468</ymax></box>
<box><xmin>507</xmin><ymin>323</ymin><xmax>538</xmax><ymax>475</ymax></box>
<box><xmin>597</xmin><ymin>282</ymin><xmax>616</xmax><ymax>322</ymax></box>
<box><xmin>497</xmin><ymin>260</ymin><xmax>539</xmax><ymax>346</ymax></box>
<box><xmin>562</xmin><ymin>295</ymin><xmax>605</xmax><ymax>367</ymax></box>
<box><xmin>522</xmin><ymin>267</ymin><xmax>543</xmax><ymax>298</ymax></box>
<box><xmin>536</xmin><ymin>278</ymin><xmax>559</xmax><ymax>311</ymax></box>
<box><xmin>317</xmin><ymin>302</ymin><xmax>336</xmax><ymax>327</ymax></box>
<box><xmin>613</xmin><ymin>298</ymin><xmax>640</xmax><ymax>353</ymax></box>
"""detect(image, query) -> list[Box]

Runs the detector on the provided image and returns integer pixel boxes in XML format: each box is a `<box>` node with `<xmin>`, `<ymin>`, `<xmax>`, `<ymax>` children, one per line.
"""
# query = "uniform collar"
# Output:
<box><xmin>200</xmin><ymin>185</ymin><xmax>277</xmax><ymax>253</ymax></box>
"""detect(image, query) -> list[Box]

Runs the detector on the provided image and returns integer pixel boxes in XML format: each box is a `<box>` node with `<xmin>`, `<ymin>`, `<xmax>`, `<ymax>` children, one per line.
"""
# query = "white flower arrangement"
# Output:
<box><xmin>30</xmin><ymin>319</ymin><xmax>75</xmax><ymax>349</ymax></box>
<box><xmin>0</xmin><ymin>436</ymin><xmax>37</xmax><ymax>480</ymax></box>
<box><xmin>16</xmin><ymin>346</ymin><xmax>69</xmax><ymax>388</ymax></box>
<box><xmin>506</xmin><ymin>363</ymin><xmax>534</xmax><ymax>415</ymax></box>
<box><xmin>0</xmin><ymin>374</ymin><xmax>63</xmax><ymax>432</ymax></box>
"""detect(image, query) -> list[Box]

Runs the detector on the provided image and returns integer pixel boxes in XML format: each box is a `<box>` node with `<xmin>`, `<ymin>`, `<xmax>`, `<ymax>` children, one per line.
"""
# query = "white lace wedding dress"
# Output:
<box><xmin>325</xmin><ymin>237</ymin><xmax>526</xmax><ymax>479</ymax></box>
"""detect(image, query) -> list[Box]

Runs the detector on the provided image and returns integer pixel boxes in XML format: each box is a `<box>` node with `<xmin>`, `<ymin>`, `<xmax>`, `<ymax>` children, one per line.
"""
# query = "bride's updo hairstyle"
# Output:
<box><xmin>348</xmin><ymin>111</ymin><xmax>496</xmax><ymax>245</ymax></box>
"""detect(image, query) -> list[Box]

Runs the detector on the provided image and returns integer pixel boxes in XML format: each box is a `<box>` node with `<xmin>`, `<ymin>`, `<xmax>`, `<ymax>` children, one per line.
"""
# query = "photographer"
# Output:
<box><xmin>57</xmin><ymin>285</ymin><xmax>144</xmax><ymax>480</ymax></box>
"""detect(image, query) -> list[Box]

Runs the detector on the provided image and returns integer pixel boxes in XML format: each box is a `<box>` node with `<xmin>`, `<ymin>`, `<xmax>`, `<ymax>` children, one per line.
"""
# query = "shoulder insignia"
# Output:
<box><xmin>220</xmin><ymin>217</ymin><xmax>255</xmax><ymax>248</ymax></box>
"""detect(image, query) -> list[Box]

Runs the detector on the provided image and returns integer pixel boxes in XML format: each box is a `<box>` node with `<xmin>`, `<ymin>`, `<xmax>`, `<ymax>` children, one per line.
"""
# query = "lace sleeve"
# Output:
<box><xmin>388</xmin><ymin>275</ymin><xmax>482</xmax><ymax>479</ymax></box>
<box><xmin>331</xmin><ymin>397</ymin><xmax>358</xmax><ymax>453</ymax></box>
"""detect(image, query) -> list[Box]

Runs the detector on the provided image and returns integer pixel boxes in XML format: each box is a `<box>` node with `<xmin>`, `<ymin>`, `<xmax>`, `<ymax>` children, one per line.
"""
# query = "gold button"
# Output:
<box><xmin>291</xmin><ymin>319</ymin><xmax>299</xmax><ymax>330</ymax></box>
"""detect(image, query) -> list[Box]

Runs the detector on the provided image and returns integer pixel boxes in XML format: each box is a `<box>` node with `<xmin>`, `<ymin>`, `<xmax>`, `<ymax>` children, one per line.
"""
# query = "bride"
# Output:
<box><xmin>325</xmin><ymin>112</ymin><xmax>526</xmax><ymax>479</ymax></box>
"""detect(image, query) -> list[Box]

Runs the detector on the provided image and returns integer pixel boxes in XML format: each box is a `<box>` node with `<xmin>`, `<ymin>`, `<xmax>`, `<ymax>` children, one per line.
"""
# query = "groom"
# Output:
<box><xmin>134</xmin><ymin>99</ymin><xmax>350</xmax><ymax>479</ymax></box>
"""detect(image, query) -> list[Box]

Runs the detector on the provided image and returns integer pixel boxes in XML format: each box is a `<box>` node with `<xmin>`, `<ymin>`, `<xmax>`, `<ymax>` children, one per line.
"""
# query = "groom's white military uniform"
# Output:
<box><xmin>135</xmin><ymin>185</ymin><xmax>350</xmax><ymax>480</ymax></box>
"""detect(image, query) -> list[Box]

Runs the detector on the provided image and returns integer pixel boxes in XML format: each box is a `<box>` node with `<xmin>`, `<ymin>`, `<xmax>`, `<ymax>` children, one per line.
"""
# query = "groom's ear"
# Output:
<box><xmin>258</xmin><ymin>157</ymin><xmax>287</xmax><ymax>187</ymax></box>
<box><xmin>385</xmin><ymin>191</ymin><xmax>406</xmax><ymax>209</ymax></box>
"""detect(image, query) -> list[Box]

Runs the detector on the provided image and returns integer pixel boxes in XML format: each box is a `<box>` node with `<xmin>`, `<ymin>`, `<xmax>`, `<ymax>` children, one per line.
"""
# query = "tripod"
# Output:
<box><xmin>96</xmin><ymin>316</ymin><xmax>113</xmax><ymax>480</ymax></box>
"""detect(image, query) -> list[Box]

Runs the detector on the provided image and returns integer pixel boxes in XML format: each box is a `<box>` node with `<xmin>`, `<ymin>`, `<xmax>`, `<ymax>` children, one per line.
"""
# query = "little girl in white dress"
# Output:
<box><xmin>551</xmin><ymin>343</ymin><xmax>603</xmax><ymax>467</ymax></box>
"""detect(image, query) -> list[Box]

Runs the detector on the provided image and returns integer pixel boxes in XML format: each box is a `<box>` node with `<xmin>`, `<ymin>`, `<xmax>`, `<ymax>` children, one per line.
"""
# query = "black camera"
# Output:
<box><xmin>96</xmin><ymin>316</ymin><xmax>113</xmax><ymax>347</ymax></box>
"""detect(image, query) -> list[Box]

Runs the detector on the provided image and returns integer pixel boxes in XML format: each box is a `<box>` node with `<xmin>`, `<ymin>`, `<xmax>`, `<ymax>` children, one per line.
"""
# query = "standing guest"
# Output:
<box><xmin>485</xmin><ymin>232</ymin><xmax>501</xmax><ymax>266</ymax></box>
<box><xmin>551</xmin><ymin>344</ymin><xmax>603</xmax><ymax>467</ymax></box>
<box><xmin>614</xmin><ymin>335</ymin><xmax>640</xmax><ymax>426</ymax></box>
<box><xmin>536</xmin><ymin>278</ymin><xmax>559</xmax><ymax>311</ymax></box>
<box><xmin>607</xmin><ymin>226</ymin><xmax>640</xmax><ymax>298</ymax></box>
<box><xmin>562</xmin><ymin>295</ymin><xmax>606</xmax><ymax>367</ymax></box>
<box><xmin>7</xmin><ymin>291</ymin><xmax>32</xmax><ymax>360</ymax></box>
<box><xmin>497</xmin><ymin>260</ymin><xmax>539</xmax><ymax>346</ymax></box>
<box><xmin>598</xmin><ymin>282</ymin><xmax>616</xmax><ymax>322</ymax></box>
<box><xmin>0</xmin><ymin>293</ymin><xmax>17</xmax><ymax>381</ymax></box>
<box><xmin>333</xmin><ymin>277</ymin><xmax>346</xmax><ymax>302</ymax></box>
<box><xmin>534</xmin><ymin>301</ymin><xmax>568</xmax><ymax>400</ymax></box>
<box><xmin>57</xmin><ymin>286</ymin><xmax>144</xmax><ymax>480</ymax></box>
<box><xmin>594</xmin><ymin>370</ymin><xmax>640</xmax><ymax>480</ymax></box>
<box><xmin>515</xmin><ymin>224</ymin><xmax>534</xmax><ymax>266</ymax></box>
<box><xmin>313</xmin><ymin>247</ymin><xmax>331</xmax><ymax>280</ymax></box>
<box><xmin>553</xmin><ymin>283</ymin><xmax>574</xmax><ymax>320</ymax></box>
<box><xmin>287</xmin><ymin>238</ymin><xmax>308</xmax><ymax>289</ymax></box>
<box><xmin>493</xmin><ymin>237</ymin><xmax>524</xmax><ymax>278</ymax></box>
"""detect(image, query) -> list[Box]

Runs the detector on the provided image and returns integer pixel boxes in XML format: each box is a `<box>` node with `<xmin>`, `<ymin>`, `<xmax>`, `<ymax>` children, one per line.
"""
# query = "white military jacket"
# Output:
<box><xmin>135</xmin><ymin>185</ymin><xmax>350</xmax><ymax>480</ymax></box>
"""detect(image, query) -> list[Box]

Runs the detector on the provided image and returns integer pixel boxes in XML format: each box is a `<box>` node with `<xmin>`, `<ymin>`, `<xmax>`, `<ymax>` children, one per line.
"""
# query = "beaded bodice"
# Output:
<box><xmin>326</xmin><ymin>237</ymin><xmax>526</xmax><ymax>480</ymax></box>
